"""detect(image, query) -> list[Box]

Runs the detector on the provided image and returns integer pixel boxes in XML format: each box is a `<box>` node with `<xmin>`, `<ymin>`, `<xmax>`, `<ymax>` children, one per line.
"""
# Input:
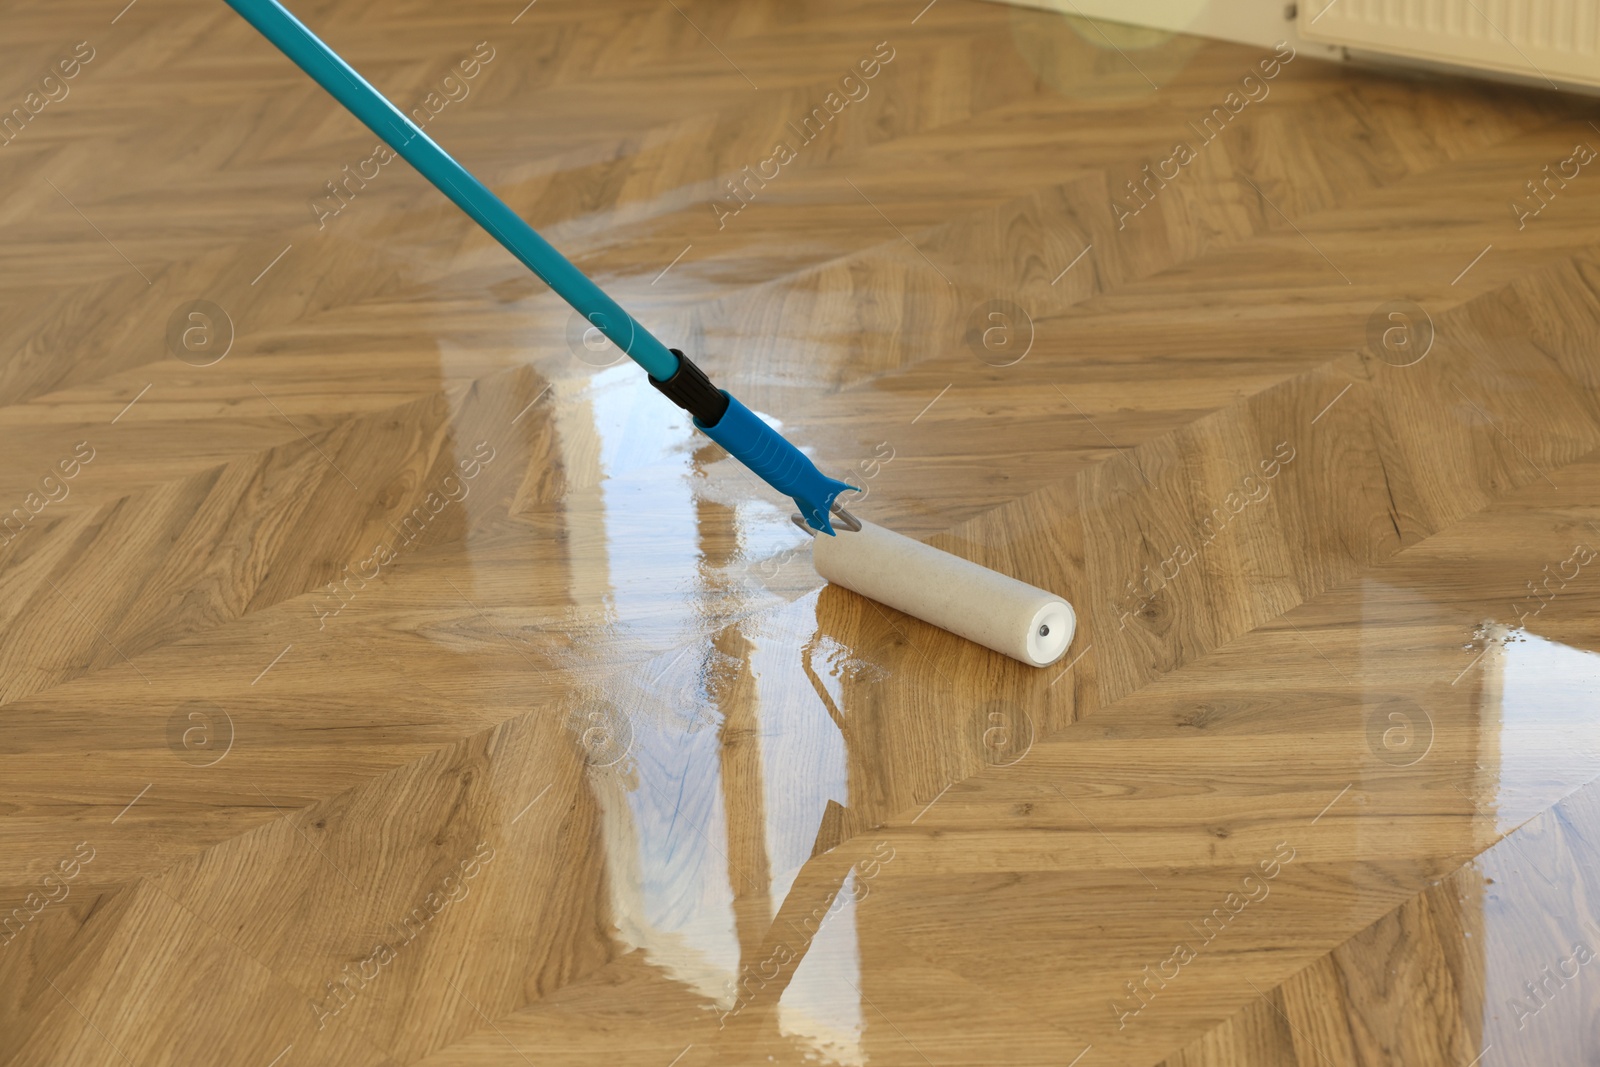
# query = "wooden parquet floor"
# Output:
<box><xmin>4</xmin><ymin>0</ymin><xmax>1600</xmax><ymax>1063</ymax></box>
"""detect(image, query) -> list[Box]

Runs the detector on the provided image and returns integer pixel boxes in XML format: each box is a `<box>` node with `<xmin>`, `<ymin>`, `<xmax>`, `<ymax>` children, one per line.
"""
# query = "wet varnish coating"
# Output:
<box><xmin>2</xmin><ymin>0</ymin><xmax>1599</xmax><ymax>1064</ymax></box>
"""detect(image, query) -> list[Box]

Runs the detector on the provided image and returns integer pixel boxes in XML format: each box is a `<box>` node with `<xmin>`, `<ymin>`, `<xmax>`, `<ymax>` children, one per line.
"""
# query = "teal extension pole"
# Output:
<box><xmin>223</xmin><ymin>0</ymin><xmax>855</xmax><ymax>532</ymax></box>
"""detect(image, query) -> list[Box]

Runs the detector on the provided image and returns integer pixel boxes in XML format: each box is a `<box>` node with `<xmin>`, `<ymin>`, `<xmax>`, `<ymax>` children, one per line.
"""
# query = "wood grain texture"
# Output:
<box><xmin>3</xmin><ymin>0</ymin><xmax>1600</xmax><ymax>1064</ymax></box>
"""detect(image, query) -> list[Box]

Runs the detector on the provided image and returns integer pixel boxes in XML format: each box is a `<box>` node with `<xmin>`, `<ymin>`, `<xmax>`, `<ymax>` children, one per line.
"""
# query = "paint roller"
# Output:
<box><xmin>224</xmin><ymin>0</ymin><xmax>1076</xmax><ymax>667</ymax></box>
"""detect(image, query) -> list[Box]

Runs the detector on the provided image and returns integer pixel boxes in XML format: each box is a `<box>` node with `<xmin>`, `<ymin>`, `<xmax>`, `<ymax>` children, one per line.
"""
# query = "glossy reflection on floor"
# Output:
<box><xmin>7</xmin><ymin>0</ymin><xmax>1600</xmax><ymax>1062</ymax></box>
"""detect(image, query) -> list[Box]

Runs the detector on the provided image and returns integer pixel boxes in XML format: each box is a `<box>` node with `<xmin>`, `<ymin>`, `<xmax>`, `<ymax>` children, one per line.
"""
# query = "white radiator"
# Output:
<box><xmin>984</xmin><ymin>0</ymin><xmax>1598</xmax><ymax>92</ymax></box>
<box><xmin>1299</xmin><ymin>0</ymin><xmax>1600</xmax><ymax>89</ymax></box>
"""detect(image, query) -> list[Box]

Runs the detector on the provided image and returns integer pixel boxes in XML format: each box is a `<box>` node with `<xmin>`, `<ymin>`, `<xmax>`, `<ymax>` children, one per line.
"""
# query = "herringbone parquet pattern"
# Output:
<box><xmin>3</xmin><ymin>0</ymin><xmax>1599</xmax><ymax>1064</ymax></box>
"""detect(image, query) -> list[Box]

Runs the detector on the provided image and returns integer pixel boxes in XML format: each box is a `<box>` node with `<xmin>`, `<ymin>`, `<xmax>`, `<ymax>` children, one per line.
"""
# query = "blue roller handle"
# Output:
<box><xmin>698</xmin><ymin>394</ymin><xmax>854</xmax><ymax>533</ymax></box>
<box><xmin>223</xmin><ymin>0</ymin><xmax>856</xmax><ymax>532</ymax></box>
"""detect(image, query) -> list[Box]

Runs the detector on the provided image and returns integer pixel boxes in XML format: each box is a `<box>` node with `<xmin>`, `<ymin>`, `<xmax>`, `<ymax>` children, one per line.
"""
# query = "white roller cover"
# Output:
<box><xmin>810</xmin><ymin>519</ymin><xmax>1075</xmax><ymax>667</ymax></box>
